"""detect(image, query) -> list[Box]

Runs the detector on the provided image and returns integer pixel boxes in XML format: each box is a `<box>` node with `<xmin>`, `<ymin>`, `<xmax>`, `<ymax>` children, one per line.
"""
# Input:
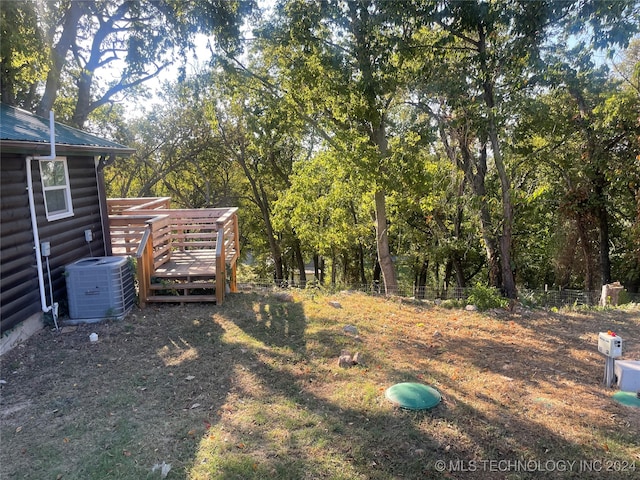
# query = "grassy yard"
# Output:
<box><xmin>1</xmin><ymin>291</ymin><xmax>639</xmax><ymax>479</ymax></box>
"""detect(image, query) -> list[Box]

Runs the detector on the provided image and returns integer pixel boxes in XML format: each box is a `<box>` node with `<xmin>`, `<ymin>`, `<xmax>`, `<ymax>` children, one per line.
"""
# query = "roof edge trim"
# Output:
<box><xmin>0</xmin><ymin>140</ymin><xmax>135</xmax><ymax>156</ymax></box>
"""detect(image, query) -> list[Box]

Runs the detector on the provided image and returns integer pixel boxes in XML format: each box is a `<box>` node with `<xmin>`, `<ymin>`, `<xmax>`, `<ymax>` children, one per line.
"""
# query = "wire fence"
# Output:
<box><xmin>236</xmin><ymin>280</ymin><xmax>640</xmax><ymax>309</ymax></box>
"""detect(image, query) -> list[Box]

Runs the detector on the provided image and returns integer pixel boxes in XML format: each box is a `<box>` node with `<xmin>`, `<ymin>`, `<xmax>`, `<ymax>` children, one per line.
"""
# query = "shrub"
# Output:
<box><xmin>518</xmin><ymin>290</ymin><xmax>544</xmax><ymax>309</ymax></box>
<box><xmin>441</xmin><ymin>298</ymin><xmax>465</xmax><ymax>309</ymax></box>
<box><xmin>467</xmin><ymin>284</ymin><xmax>508</xmax><ymax>311</ymax></box>
<box><xmin>618</xmin><ymin>290</ymin><xmax>631</xmax><ymax>305</ymax></box>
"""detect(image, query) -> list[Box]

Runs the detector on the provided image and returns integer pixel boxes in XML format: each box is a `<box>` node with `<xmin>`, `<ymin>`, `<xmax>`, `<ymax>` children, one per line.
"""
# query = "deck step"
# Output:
<box><xmin>153</xmin><ymin>271</ymin><xmax>217</xmax><ymax>279</ymax></box>
<box><xmin>147</xmin><ymin>279</ymin><xmax>218</xmax><ymax>304</ymax></box>
<box><xmin>150</xmin><ymin>282</ymin><xmax>216</xmax><ymax>290</ymax></box>
<box><xmin>146</xmin><ymin>295</ymin><xmax>217</xmax><ymax>303</ymax></box>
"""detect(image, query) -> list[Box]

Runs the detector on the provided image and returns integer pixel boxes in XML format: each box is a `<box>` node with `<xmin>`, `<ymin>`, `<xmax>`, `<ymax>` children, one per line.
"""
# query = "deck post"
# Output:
<box><xmin>231</xmin><ymin>212</ymin><xmax>240</xmax><ymax>293</ymax></box>
<box><xmin>216</xmin><ymin>227</ymin><xmax>225</xmax><ymax>304</ymax></box>
<box><xmin>136</xmin><ymin>226</ymin><xmax>153</xmax><ymax>309</ymax></box>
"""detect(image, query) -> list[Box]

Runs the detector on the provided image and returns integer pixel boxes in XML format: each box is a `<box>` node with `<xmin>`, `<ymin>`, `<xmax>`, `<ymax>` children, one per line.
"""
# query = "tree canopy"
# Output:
<box><xmin>4</xmin><ymin>0</ymin><xmax>639</xmax><ymax>294</ymax></box>
<box><xmin>1</xmin><ymin>0</ymin><xmax>255</xmax><ymax>127</ymax></box>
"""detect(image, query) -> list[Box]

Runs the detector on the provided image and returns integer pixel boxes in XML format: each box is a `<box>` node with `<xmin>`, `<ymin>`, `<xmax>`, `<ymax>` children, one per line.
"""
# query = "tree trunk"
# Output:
<box><xmin>373</xmin><ymin>259</ymin><xmax>381</xmax><ymax>292</ymax></box>
<box><xmin>293</xmin><ymin>238</ymin><xmax>306</xmax><ymax>287</ymax></box>
<box><xmin>342</xmin><ymin>253</ymin><xmax>349</xmax><ymax>284</ymax></box>
<box><xmin>453</xmin><ymin>256</ymin><xmax>466</xmax><ymax>288</ymax></box>
<box><xmin>368</xmin><ymin>120</ymin><xmax>398</xmax><ymax>294</ymax></box>
<box><xmin>479</xmin><ymin>25</ymin><xmax>517</xmax><ymax>299</ymax></box>
<box><xmin>235</xmin><ymin>153</ymin><xmax>283</xmax><ymax>283</ymax></box>
<box><xmin>72</xmin><ymin>2</ymin><xmax>128</xmax><ymax>128</ymax></box>
<box><xmin>74</xmin><ymin>66</ymin><xmax>94</xmax><ymax>128</ymax></box>
<box><xmin>346</xmin><ymin>2</ymin><xmax>397</xmax><ymax>294</ymax></box>
<box><xmin>348</xmin><ymin>201</ymin><xmax>367</xmax><ymax>286</ymax></box>
<box><xmin>434</xmin><ymin>261</ymin><xmax>441</xmax><ymax>296</ymax></box>
<box><xmin>273</xmin><ymin>240</ymin><xmax>284</xmax><ymax>283</ymax></box>
<box><xmin>281</xmin><ymin>241</ymin><xmax>288</xmax><ymax>283</ymax></box>
<box><xmin>374</xmin><ymin>189</ymin><xmax>397</xmax><ymax>294</ymax></box>
<box><xmin>443</xmin><ymin>259</ymin><xmax>453</xmax><ymax>296</ymax></box>
<box><xmin>331</xmin><ymin>248</ymin><xmax>337</xmax><ymax>286</ymax></box>
<box><xmin>358</xmin><ymin>244</ymin><xmax>367</xmax><ymax>285</ymax></box>
<box><xmin>37</xmin><ymin>1</ymin><xmax>86</xmax><ymax>116</ymax></box>
<box><xmin>313</xmin><ymin>253</ymin><xmax>324</xmax><ymax>283</ymax></box>
<box><xmin>414</xmin><ymin>258</ymin><xmax>428</xmax><ymax>299</ymax></box>
<box><xmin>568</xmin><ymin>85</ymin><xmax>612</xmax><ymax>286</ymax></box>
<box><xmin>591</xmin><ymin>174</ymin><xmax>612</xmax><ymax>288</ymax></box>
<box><xmin>597</xmin><ymin>199</ymin><xmax>612</xmax><ymax>285</ymax></box>
<box><xmin>439</xmin><ymin>116</ymin><xmax>501</xmax><ymax>289</ymax></box>
<box><xmin>455</xmin><ymin>135</ymin><xmax>501</xmax><ymax>288</ymax></box>
<box><xmin>313</xmin><ymin>254</ymin><xmax>319</xmax><ymax>281</ymax></box>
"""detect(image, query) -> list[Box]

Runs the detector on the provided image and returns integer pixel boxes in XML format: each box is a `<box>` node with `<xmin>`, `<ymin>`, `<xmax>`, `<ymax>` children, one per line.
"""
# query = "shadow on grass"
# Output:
<box><xmin>2</xmin><ymin>295</ymin><xmax>638</xmax><ymax>480</ymax></box>
<box><xmin>186</xmin><ymin>294</ymin><xmax>640</xmax><ymax>479</ymax></box>
<box><xmin>226</xmin><ymin>292</ymin><xmax>307</xmax><ymax>352</ymax></box>
<box><xmin>0</xmin><ymin>303</ymin><xmax>236</xmax><ymax>480</ymax></box>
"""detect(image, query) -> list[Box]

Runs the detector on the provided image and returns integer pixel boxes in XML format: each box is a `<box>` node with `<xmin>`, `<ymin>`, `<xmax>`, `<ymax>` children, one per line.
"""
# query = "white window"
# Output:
<box><xmin>39</xmin><ymin>157</ymin><xmax>74</xmax><ymax>221</ymax></box>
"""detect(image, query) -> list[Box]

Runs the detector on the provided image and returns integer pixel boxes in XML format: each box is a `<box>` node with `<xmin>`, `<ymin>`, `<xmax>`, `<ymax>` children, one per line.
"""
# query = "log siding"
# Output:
<box><xmin>1</xmin><ymin>154</ymin><xmax>106</xmax><ymax>333</ymax></box>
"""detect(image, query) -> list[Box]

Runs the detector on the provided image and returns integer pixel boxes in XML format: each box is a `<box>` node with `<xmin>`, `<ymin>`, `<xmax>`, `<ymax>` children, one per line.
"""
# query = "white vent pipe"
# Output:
<box><xmin>26</xmin><ymin>111</ymin><xmax>59</xmax><ymax>327</ymax></box>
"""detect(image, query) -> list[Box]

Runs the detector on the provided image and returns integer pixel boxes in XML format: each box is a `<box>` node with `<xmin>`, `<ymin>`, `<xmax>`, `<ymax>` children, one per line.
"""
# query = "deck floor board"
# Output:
<box><xmin>154</xmin><ymin>250</ymin><xmax>218</xmax><ymax>278</ymax></box>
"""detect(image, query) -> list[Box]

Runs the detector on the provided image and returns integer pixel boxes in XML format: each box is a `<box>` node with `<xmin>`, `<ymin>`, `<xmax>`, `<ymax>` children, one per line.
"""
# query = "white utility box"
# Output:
<box><xmin>614</xmin><ymin>360</ymin><xmax>640</xmax><ymax>392</ymax></box>
<box><xmin>598</xmin><ymin>332</ymin><xmax>623</xmax><ymax>358</ymax></box>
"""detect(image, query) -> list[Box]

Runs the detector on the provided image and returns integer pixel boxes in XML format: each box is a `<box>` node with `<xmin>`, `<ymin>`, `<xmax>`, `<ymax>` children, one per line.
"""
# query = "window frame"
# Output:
<box><xmin>39</xmin><ymin>157</ymin><xmax>74</xmax><ymax>221</ymax></box>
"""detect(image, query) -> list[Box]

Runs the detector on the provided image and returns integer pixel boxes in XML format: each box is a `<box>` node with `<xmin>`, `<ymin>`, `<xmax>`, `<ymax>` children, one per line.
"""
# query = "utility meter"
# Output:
<box><xmin>598</xmin><ymin>331</ymin><xmax>622</xmax><ymax>358</ymax></box>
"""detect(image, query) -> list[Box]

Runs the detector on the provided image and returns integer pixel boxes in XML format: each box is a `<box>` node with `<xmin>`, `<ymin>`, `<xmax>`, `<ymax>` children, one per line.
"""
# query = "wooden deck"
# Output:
<box><xmin>153</xmin><ymin>250</ymin><xmax>218</xmax><ymax>277</ymax></box>
<box><xmin>107</xmin><ymin>197</ymin><xmax>239</xmax><ymax>306</ymax></box>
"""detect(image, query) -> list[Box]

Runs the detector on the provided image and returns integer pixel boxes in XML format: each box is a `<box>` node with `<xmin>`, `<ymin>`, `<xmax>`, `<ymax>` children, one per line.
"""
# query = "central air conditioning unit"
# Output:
<box><xmin>65</xmin><ymin>256</ymin><xmax>134</xmax><ymax>324</ymax></box>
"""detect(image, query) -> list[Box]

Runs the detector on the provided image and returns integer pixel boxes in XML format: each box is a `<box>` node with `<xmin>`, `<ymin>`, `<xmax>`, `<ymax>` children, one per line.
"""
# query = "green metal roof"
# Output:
<box><xmin>0</xmin><ymin>103</ymin><xmax>134</xmax><ymax>156</ymax></box>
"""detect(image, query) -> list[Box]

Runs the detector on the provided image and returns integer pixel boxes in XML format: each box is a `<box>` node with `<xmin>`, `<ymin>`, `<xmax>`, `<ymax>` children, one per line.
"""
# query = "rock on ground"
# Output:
<box><xmin>338</xmin><ymin>350</ymin><xmax>363</xmax><ymax>368</ymax></box>
<box><xmin>343</xmin><ymin>325</ymin><xmax>358</xmax><ymax>335</ymax></box>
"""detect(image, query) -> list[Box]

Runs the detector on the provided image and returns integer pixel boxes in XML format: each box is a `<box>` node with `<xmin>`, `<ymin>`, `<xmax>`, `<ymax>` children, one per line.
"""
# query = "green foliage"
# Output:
<box><xmin>467</xmin><ymin>284</ymin><xmax>509</xmax><ymax>311</ymax></box>
<box><xmin>0</xmin><ymin>0</ymin><xmax>49</xmax><ymax>107</ymax></box>
<box><xmin>440</xmin><ymin>299</ymin><xmax>466</xmax><ymax>309</ymax></box>
<box><xmin>2</xmin><ymin>0</ymin><xmax>254</xmax><ymax>125</ymax></box>
<box><xmin>618</xmin><ymin>290</ymin><xmax>632</xmax><ymax>306</ymax></box>
<box><xmin>273</xmin><ymin>150</ymin><xmax>371</xmax><ymax>257</ymax></box>
<box><xmin>95</xmin><ymin>1</ymin><xmax>640</xmax><ymax>296</ymax></box>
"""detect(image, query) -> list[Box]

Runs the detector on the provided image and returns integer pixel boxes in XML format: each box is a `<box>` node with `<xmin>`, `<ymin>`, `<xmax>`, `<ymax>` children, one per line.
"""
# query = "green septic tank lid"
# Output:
<box><xmin>385</xmin><ymin>382</ymin><xmax>441</xmax><ymax>410</ymax></box>
<box><xmin>612</xmin><ymin>391</ymin><xmax>640</xmax><ymax>408</ymax></box>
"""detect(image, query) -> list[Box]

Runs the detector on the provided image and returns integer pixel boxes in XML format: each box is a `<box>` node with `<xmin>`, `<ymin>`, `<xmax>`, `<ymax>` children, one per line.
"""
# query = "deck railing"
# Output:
<box><xmin>135</xmin><ymin>227</ymin><xmax>154</xmax><ymax>308</ymax></box>
<box><xmin>107</xmin><ymin>198</ymin><xmax>239</xmax><ymax>305</ymax></box>
<box><xmin>107</xmin><ymin>196</ymin><xmax>172</xmax><ymax>215</ymax></box>
<box><xmin>109</xmin><ymin>213</ymin><xmax>172</xmax><ymax>268</ymax></box>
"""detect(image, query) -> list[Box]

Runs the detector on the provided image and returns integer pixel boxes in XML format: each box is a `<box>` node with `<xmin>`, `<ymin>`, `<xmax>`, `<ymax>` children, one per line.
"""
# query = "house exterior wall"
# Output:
<box><xmin>1</xmin><ymin>154</ymin><xmax>39</xmax><ymax>333</ymax></box>
<box><xmin>1</xmin><ymin>153</ymin><xmax>106</xmax><ymax>334</ymax></box>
